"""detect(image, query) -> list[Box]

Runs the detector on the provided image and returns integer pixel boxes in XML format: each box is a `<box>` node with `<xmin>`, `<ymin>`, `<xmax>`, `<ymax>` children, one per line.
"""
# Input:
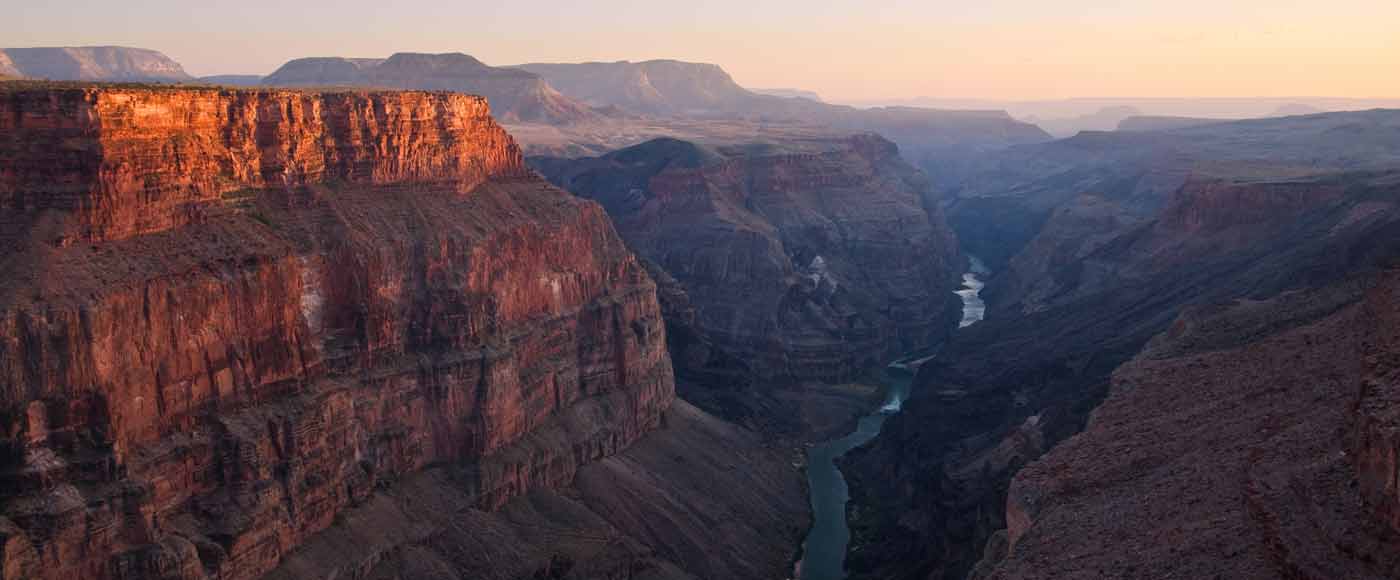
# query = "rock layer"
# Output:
<box><xmin>0</xmin><ymin>84</ymin><xmax>674</xmax><ymax>580</ymax></box>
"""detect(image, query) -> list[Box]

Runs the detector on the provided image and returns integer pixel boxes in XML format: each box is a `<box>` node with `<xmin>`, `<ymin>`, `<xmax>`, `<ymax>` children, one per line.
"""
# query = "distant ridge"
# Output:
<box><xmin>514</xmin><ymin>60</ymin><xmax>763</xmax><ymax>116</ymax></box>
<box><xmin>1117</xmin><ymin>115</ymin><xmax>1230</xmax><ymax>132</ymax></box>
<box><xmin>515</xmin><ymin>59</ymin><xmax>1051</xmax><ymax>154</ymax></box>
<box><xmin>754</xmin><ymin>88</ymin><xmax>824</xmax><ymax>102</ymax></box>
<box><xmin>0</xmin><ymin>46</ymin><xmax>191</xmax><ymax>82</ymax></box>
<box><xmin>263</xmin><ymin>52</ymin><xmax>598</xmax><ymax>124</ymax></box>
<box><xmin>198</xmin><ymin>74</ymin><xmax>263</xmax><ymax>86</ymax></box>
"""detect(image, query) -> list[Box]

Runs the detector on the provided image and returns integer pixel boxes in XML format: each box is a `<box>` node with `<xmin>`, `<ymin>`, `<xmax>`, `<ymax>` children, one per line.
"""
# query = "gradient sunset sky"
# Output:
<box><xmin>6</xmin><ymin>0</ymin><xmax>1398</xmax><ymax>101</ymax></box>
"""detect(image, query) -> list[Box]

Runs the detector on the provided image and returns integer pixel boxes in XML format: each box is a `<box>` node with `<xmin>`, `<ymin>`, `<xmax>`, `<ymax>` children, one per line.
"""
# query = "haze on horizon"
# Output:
<box><xmin>6</xmin><ymin>0</ymin><xmax>1399</xmax><ymax>102</ymax></box>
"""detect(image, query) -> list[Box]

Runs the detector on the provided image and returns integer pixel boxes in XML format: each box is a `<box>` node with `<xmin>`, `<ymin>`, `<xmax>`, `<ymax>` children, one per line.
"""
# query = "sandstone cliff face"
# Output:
<box><xmin>0</xmin><ymin>84</ymin><xmax>674</xmax><ymax>580</ymax></box>
<box><xmin>262</xmin><ymin>53</ymin><xmax>598</xmax><ymax>125</ymax></box>
<box><xmin>1</xmin><ymin>85</ymin><xmax>524</xmax><ymax>243</ymax></box>
<box><xmin>535</xmin><ymin>136</ymin><xmax>962</xmax><ymax>388</ymax></box>
<box><xmin>0</xmin><ymin>47</ymin><xmax>191</xmax><ymax>82</ymax></box>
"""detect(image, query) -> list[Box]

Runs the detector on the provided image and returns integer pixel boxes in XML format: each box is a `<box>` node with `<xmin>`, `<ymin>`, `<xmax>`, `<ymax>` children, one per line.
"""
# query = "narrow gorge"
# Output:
<box><xmin>532</xmin><ymin>135</ymin><xmax>964</xmax><ymax>434</ymax></box>
<box><xmin>799</xmin><ymin>259</ymin><xmax>987</xmax><ymax>580</ymax></box>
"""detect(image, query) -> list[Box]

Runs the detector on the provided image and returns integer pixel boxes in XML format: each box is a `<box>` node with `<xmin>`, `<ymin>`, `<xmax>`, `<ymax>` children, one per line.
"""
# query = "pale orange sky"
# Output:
<box><xmin>6</xmin><ymin>0</ymin><xmax>1399</xmax><ymax>101</ymax></box>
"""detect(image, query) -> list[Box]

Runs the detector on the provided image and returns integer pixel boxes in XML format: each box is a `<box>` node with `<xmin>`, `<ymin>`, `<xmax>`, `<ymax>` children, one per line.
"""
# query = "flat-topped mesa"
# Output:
<box><xmin>0</xmin><ymin>84</ymin><xmax>530</xmax><ymax>242</ymax></box>
<box><xmin>0</xmin><ymin>85</ymin><xmax>673</xmax><ymax>580</ymax></box>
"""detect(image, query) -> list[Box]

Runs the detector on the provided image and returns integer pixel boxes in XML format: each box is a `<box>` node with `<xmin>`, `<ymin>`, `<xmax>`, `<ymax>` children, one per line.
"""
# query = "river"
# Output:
<box><xmin>797</xmin><ymin>258</ymin><xmax>987</xmax><ymax>580</ymax></box>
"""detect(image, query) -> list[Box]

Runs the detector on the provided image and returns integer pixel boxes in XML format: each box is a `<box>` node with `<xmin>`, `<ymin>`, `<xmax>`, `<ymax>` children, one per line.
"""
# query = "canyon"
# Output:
<box><xmin>530</xmin><ymin>135</ymin><xmax>964</xmax><ymax>433</ymax></box>
<box><xmin>5</xmin><ymin>44</ymin><xmax>1400</xmax><ymax>580</ymax></box>
<box><xmin>801</xmin><ymin>264</ymin><xmax>987</xmax><ymax>580</ymax></box>
<box><xmin>842</xmin><ymin>111</ymin><xmax>1400</xmax><ymax>579</ymax></box>
<box><xmin>0</xmin><ymin>82</ymin><xmax>805</xmax><ymax>580</ymax></box>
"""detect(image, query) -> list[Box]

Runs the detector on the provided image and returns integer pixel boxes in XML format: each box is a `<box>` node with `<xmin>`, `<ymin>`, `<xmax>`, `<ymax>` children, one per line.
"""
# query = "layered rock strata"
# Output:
<box><xmin>0</xmin><ymin>84</ymin><xmax>674</xmax><ymax>580</ymax></box>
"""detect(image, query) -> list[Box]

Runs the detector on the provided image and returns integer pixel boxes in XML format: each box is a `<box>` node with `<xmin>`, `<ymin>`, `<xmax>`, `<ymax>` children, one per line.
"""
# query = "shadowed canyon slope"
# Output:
<box><xmin>845</xmin><ymin>108</ymin><xmax>1400</xmax><ymax>579</ymax></box>
<box><xmin>532</xmin><ymin>136</ymin><xmax>962</xmax><ymax>423</ymax></box>
<box><xmin>0</xmin><ymin>83</ymin><xmax>806</xmax><ymax>580</ymax></box>
<box><xmin>988</xmin><ymin>271</ymin><xmax>1400</xmax><ymax>580</ymax></box>
<box><xmin>261</xmin><ymin>53</ymin><xmax>598</xmax><ymax>125</ymax></box>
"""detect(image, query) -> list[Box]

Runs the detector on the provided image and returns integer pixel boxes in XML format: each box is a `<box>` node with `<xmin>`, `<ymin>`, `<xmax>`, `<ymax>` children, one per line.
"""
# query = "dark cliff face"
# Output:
<box><xmin>533</xmin><ymin>136</ymin><xmax>962</xmax><ymax>398</ymax></box>
<box><xmin>0</xmin><ymin>84</ymin><xmax>677</xmax><ymax>580</ymax></box>
<box><xmin>262</xmin><ymin>53</ymin><xmax>599</xmax><ymax>125</ymax></box>
<box><xmin>845</xmin><ymin>169</ymin><xmax>1400</xmax><ymax>580</ymax></box>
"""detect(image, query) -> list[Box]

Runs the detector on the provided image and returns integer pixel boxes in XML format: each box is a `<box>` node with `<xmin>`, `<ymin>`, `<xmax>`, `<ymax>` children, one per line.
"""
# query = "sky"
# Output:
<box><xmin>5</xmin><ymin>0</ymin><xmax>1400</xmax><ymax>102</ymax></box>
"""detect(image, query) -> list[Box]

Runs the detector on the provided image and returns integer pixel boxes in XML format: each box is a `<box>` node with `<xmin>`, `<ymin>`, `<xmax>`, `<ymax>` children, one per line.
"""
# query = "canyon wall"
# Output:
<box><xmin>985</xmin><ymin>272</ymin><xmax>1400</xmax><ymax>579</ymax></box>
<box><xmin>845</xmin><ymin>172</ymin><xmax>1400</xmax><ymax>580</ymax></box>
<box><xmin>534</xmin><ymin>136</ymin><xmax>962</xmax><ymax>393</ymax></box>
<box><xmin>0</xmin><ymin>84</ymin><xmax>675</xmax><ymax>580</ymax></box>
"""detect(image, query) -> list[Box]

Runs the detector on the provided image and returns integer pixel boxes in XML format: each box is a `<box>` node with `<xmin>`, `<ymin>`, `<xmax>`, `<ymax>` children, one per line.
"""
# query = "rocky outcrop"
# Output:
<box><xmin>0</xmin><ymin>47</ymin><xmax>191</xmax><ymax>82</ymax></box>
<box><xmin>0</xmin><ymin>84</ymin><xmax>674</xmax><ymax>580</ymax></box>
<box><xmin>262</xmin><ymin>53</ymin><xmax>598</xmax><ymax>125</ymax></box>
<box><xmin>534</xmin><ymin>135</ymin><xmax>962</xmax><ymax>390</ymax></box>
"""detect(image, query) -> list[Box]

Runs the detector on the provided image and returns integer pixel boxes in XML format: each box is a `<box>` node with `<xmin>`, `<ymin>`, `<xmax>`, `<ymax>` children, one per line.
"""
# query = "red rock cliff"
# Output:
<box><xmin>0</xmin><ymin>84</ymin><xmax>674</xmax><ymax>580</ymax></box>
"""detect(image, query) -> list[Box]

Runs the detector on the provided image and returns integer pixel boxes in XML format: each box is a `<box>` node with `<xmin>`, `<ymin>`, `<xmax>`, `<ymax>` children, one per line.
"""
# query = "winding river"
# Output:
<box><xmin>797</xmin><ymin>258</ymin><xmax>987</xmax><ymax>580</ymax></box>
